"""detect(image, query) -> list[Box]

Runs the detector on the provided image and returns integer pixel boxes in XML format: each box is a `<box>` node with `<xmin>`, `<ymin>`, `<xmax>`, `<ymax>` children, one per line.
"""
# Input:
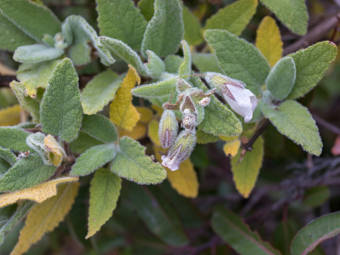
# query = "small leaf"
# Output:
<box><xmin>178</xmin><ymin>40</ymin><xmax>192</xmax><ymax>78</ymax></box>
<box><xmin>44</xmin><ymin>135</ymin><xmax>65</xmax><ymax>167</ymax></box>
<box><xmin>0</xmin><ymin>154</ymin><xmax>56</xmax><ymax>192</ymax></box>
<box><xmin>0</xmin><ymin>177</ymin><xmax>78</xmax><ymax>208</ymax></box>
<box><xmin>81</xmin><ymin>114</ymin><xmax>118</xmax><ymax>143</ymax></box>
<box><xmin>231</xmin><ymin>137</ymin><xmax>263</xmax><ymax>198</ymax></box>
<box><xmin>13</xmin><ymin>44</ymin><xmax>63</xmax><ymax>64</ymax></box>
<box><xmin>288</xmin><ymin>41</ymin><xmax>337</xmax><ymax>99</ymax></box>
<box><xmin>259</xmin><ymin>0</ymin><xmax>308</xmax><ymax>35</ymax></box>
<box><xmin>192</xmin><ymin>53</ymin><xmax>223</xmax><ymax>73</ymax></box>
<box><xmin>290</xmin><ymin>212</ymin><xmax>340</xmax><ymax>255</ymax></box>
<box><xmin>81</xmin><ymin>70</ymin><xmax>122</xmax><ymax>115</ymax></box>
<box><xmin>256</xmin><ymin>16</ymin><xmax>283</xmax><ymax>67</ymax></box>
<box><xmin>204</xmin><ymin>29</ymin><xmax>270</xmax><ymax>93</ymax></box>
<box><xmin>260</xmin><ymin>100</ymin><xmax>322</xmax><ymax>155</ymax></box>
<box><xmin>86</xmin><ymin>168</ymin><xmax>121</xmax><ymax>239</ymax></box>
<box><xmin>212</xmin><ymin>206</ymin><xmax>281</xmax><ymax>255</ymax></box>
<box><xmin>96</xmin><ymin>0</ymin><xmax>147</xmax><ymax>50</ymax></box>
<box><xmin>183</xmin><ymin>6</ymin><xmax>203</xmax><ymax>46</ymax></box>
<box><xmin>204</xmin><ymin>0</ymin><xmax>258</xmax><ymax>36</ymax></box>
<box><xmin>40</xmin><ymin>58</ymin><xmax>83</xmax><ymax>143</ymax></box>
<box><xmin>145</xmin><ymin>50</ymin><xmax>165</xmax><ymax>79</ymax></box>
<box><xmin>70</xmin><ymin>144</ymin><xmax>117</xmax><ymax>177</ymax></box>
<box><xmin>0</xmin><ymin>127</ymin><xmax>30</xmax><ymax>152</ymax></box>
<box><xmin>0</xmin><ymin>0</ymin><xmax>61</xmax><ymax>42</ymax></box>
<box><xmin>223</xmin><ymin>139</ymin><xmax>241</xmax><ymax>157</ymax></box>
<box><xmin>141</xmin><ymin>0</ymin><xmax>184</xmax><ymax>57</ymax></box>
<box><xmin>11</xmin><ymin>182</ymin><xmax>79</xmax><ymax>255</ymax></box>
<box><xmin>0</xmin><ymin>105</ymin><xmax>21</xmax><ymax>126</ymax></box>
<box><xmin>111</xmin><ymin>136</ymin><xmax>166</xmax><ymax>184</ymax></box>
<box><xmin>109</xmin><ymin>66</ymin><xmax>141</xmax><ymax>131</ymax></box>
<box><xmin>164</xmin><ymin>55</ymin><xmax>183</xmax><ymax>73</ymax></box>
<box><xmin>266</xmin><ymin>56</ymin><xmax>296</xmax><ymax>100</ymax></box>
<box><xmin>166</xmin><ymin>159</ymin><xmax>199</xmax><ymax>198</ymax></box>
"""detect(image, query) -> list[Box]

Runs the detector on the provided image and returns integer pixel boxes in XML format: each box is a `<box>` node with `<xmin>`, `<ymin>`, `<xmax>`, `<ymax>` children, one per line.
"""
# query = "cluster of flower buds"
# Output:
<box><xmin>159</xmin><ymin>79</ymin><xmax>213</xmax><ymax>171</ymax></box>
<box><xmin>205</xmin><ymin>72</ymin><xmax>257</xmax><ymax>122</ymax></box>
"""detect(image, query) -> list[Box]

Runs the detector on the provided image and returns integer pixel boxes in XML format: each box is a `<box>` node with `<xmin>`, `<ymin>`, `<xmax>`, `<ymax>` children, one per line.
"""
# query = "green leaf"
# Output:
<box><xmin>40</xmin><ymin>58</ymin><xmax>83</xmax><ymax>143</ymax></box>
<box><xmin>81</xmin><ymin>114</ymin><xmax>118</xmax><ymax>143</ymax></box>
<box><xmin>0</xmin><ymin>154</ymin><xmax>56</xmax><ymax>192</ymax></box>
<box><xmin>303</xmin><ymin>186</ymin><xmax>330</xmax><ymax>208</ymax></box>
<box><xmin>290</xmin><ymin>212</ymin><xmax>340</xmax><ymax>255</ymax></box>
<box><xmin>86</xmin><ymin>168</ymin><xmax>121</xmax><ymax>239</ymax></box>
<box><xmin>212</xmin><ymin>206</ymin><xmax>281</xmax><ymax>255</ymax></box>
<box><xmin>0</xmin><ymin>0</ymin><xmax>61</xmax><ymax>42</ymax></box>
<box><xmin>13</xmin><ymin>44</ymin><xmax>63</xmax><ymax>64</ymax></box>
<box><xmin>124</xmin><ymin>183</ymin><xmax>189</xmax><ymax>246</ymax></box>
<box><xmin>231</xmin><ymin>137</ymin><xmax>263</xmax><ymax>198</ymax></box>
<box><xmin>96</xmin><ymin>0</ymin><xmax>147</xmax><ymax>50</ymax></box>
<box><xmin>192</xmin><ymin>53</ymin><xmax>223</xmax><ymax>73</ymax></box>
<box><xmin>260</xmin><ymin>100</ymin><xmax>322</xmax><ymax>156</ymax></box>
<box><xmin>110</xmin><ymin>136</ymin><xmax>166</xmax><ymax>184</ymax></box>
<box><xmin>164</xmin><ymin>55</ymin><xmax>183</xmax><ymax>73</ymax></box>
<box><xmin>260</xmin><ymin>0</ymin><xmax>308</xmax><ymax>35</ymax></box>
<box><xmin>288</xmin><ymin>41</ymin><xmax>337</xmax><ymax>99</ymax></box>
<box><xmin>178</xmin><ymin>40</ymin><xmax>192</xmax><ymax>78</ymax></box>
<box><xmin>273</xmin><ymin>220</ymin><xmax>298</xmax><ymax>255</ymax></box>
<box><xmin>0</xmin><ymin>127</ymin><xmax>30</xmax><ymax>152</ymax></box>
<box><xmin>26</xmin><ymin>132</ymin><xmax>49</xmax><ymax>165</ymax></box>
<box><xmin>182</xmin><ymin>6</ymin><xmax>203</xmax><ymax>46</ymax></box>
<box><xmin>62</xmin><ymin>15</ymin><xmax>115</xmax><ymax>66</ymax></box>
<box><xmin>69</xmin><ymin>132</ymin><xmax>102</xmax><ymax>155</ymax></box>
<box><xmin>141</xmin><ymin>0</ymin><xmax>184</xmax><ymax>57</ymax></box>
<box><xmin>138</xmin><ymin>0</ymin><xmax>154</xmax><ymax>21</ymax></box>
<box><xmin>81</xmin><ymin>70</ymin><xmax>122</xmax><ymax>115</ymax></box>
<box><xmin>0</xmin><ymin>13</ymin><xmax>35</xmax><ymax>51</ymax></box>
<box><xmin>70</xmin><ymin>144</ymin><xmax>117</xmax><ymax>177</ymax></box>
<box><xmin>145</xmin><ymin>50</ymin><xmax>165</xmax><ymax>79</ymax></box>
<box><xmin>100</xmin><ymin>36</ymin><xmax>148</xmax><ymax>76</ymax></box>
<box><xmin>204</xmin><ymin>29</ymin><xmax>270</xmax><ymax>93</ymax></box>
<box><xmin>0</xmin><ymin>147</ymin><xmax>17</xmax><ymax>165</ymax></box>
<box><xmin>266</xmin><ymin>56</ymin><xmax>296</xmax><ymax>100</ymax></box>
<box><xmin>204</xmin><ymin>0</ymin><xmax>258</xmax><ymax>36</ymax></box>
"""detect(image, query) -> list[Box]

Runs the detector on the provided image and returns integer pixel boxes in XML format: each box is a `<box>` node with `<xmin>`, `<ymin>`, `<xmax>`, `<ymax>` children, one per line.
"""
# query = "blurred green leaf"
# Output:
<box><xmin>0</xmin><ymin>127</ymin><xmax>30</xmax><ymax>152</ymax></box>
<box><xmin>192</xmin><ymin>53</ymin><xmax>223</xmax><ymax>73</ymax></box>
<box><xmin>182</xmin><ymin>6</ymin><xmax>203</xmax><ymax>46</ymax></box>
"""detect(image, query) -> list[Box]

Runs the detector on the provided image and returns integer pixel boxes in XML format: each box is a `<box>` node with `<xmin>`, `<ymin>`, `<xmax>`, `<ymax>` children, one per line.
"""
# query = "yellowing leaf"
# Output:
<box><xmin>11</xmin><ymin>182</ymin><xmax>79</xmax><ymax>255</ymax></box>
<box><xmin>256</xmin><ymin>16</ymin><xmax>282</xmax><ymax>67</ymax></box>
<box><xmin>110</xmin><ymin>66</ymin><xmax>140</xmax><ymax>131</ymax></box>
<box><xmin>148</xmin><ymin>119</ymin><xmax>160</xmax><ymax>146</ymax></box>
<box><xmin>167</xmin><ymin>159</ymin><xmax>199</xmax><ymax>198</ymax></box>
<box><xmin>0</xmin><ymin>105</ymin><xmax>21</xmax><ymax>126</ymax></box>
<box><xmin>223</xmin><ymin>139</ymin><xmax>241</xmax><ymax>157</ymax></box>
<box><xmin>44</xmin><ymin>135</ymin><xmax>65</xmax><ymax>167</ymax></box>
<box><xmin>119</xmin><ymin>123</ymin><xmax>147</xmax><ymax>140</ymax></box>
<box><xmin>151</xmin><ymin>104</ymin><xmax>163</xmax><ymax>116</ymax></box>
<box><xmin>0</xmin><ymin>177</ymin><xmax>78</xmax><ymax>208</ymax></box>
<box><xmin>136</xmin><ymin>106</ymin><xmax>153</xmax><ymax>124</ymax></box>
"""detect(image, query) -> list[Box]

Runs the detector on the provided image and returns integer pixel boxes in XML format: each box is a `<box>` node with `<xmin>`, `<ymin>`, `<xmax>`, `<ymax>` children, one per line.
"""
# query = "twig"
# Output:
<box><xmin>242</xmin><ymin>119</ymin><xmax>269</xmax><ymax>151</ymax></box>
<box><xmin>313</xmin><ymin>115</ymin><xmax>340</xmax><ymax>136</ymax></box>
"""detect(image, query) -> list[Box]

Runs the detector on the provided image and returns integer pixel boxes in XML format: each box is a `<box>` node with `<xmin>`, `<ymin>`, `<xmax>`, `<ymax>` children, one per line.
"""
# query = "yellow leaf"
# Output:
<box><xmin>256</xmin><ymin>16</ymin><xmax>282</xmax><ymax>67</ymax></box>
<box><xmin>110</xmin><ymin>66</ymin><xmax>140</xmax><ymax>131</ymax></box>
<box><xmin>11</xmin><ymin>182</ymin><xmax>79</xmax><ymax>255</ymax></box>
<box><xmin>0</xmin><ymin>177</ymin><xmax>78</xmax><ymax>208</ymax></box>
<box><xmin>0</xmin><ymin>105</ymin><xmax>21</xmax><ymax>126</ymax></box>
<box><xmin>44</xmin><ymin>135</ymin><xmax>65</xmax><ymax>167</ymax></box>
<box><xmin>223</xmin><ymin>139</ymin><xmax>241</xmax><ymax>157</ymax></box>
<box><xmin>148</xmin><ymin>119</ymin><xmax>160</xmax><ymax>146</ymax></box>
<box><xmin>136</xmin><ymin>106</ymin><xmax>153</xmax><ymax>124</ymax></box>
<box><xmin>119</xmin><ymin>123</ymin><xmax>147</xmax><ymax>140</ymax></box>
<box><xmin>151</xmin><ymin>104</ymin><xmax>163</xmax><ymax>116</ymax></box>
<box><xmin>167</xmin><ymin>159</ymin><xmax>199</xmax><ymax>198</ymax></box>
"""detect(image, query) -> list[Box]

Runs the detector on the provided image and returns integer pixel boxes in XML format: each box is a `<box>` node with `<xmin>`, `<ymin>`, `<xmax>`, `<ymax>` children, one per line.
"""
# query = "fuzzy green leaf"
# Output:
<box><xmin>260</xmin><ymin>0</ymin><xmax>308</xmax><ymax>35</ymax></box>
<box><xmin>288</xmin><ymin>41</ymin><xmax>337</xmax><ymax>99</ymax></box>
<box><xmin>70</xmin><ymin>144</ymin><xmax>117</xmax><ymax>177</ymax></box>
<box><xmin>69</xmin><ymin>132</ymin><xmax>102</xmax><ymax>155</ymax></box>
<box><xmin>266</xmin><ymin>56</ymin><xmax>296</xmax><ymax>100</ymax></box>
<box><xmin>96</xmin><ymin>0</ymin><xmax>147</xmax><ymax>50</ymax></box>
<box><xmin>204</xmin><ymin>0</ymin><xmax>258</xmax><ymax>36</ymax></box>
<box><xmin>212</xmin><ymin>206</ymin><xmax>281</xmax><ymax>255</ymax></box>
<box><xmin>192</xmin><ymin>53</ymin><xmax>223</xmax><ymax>73</ymax></box>
<box><xmin>178</xmin><ymin>40</ymin><xmax>192</xmax><ymax>78</ymax></box>
<box><xmin>183</xmin><ymin>6</ymin><xmax>203</xmax><ymax>46</ymax></box>
<box><xmin>138</xmin><ymin>0</ymin><xmax>154</xmax><ymax>21</ymax></box>
<box><xmin>260</xmin><ymin>100</ymin><xmax>322</xmax><ymax>156</ymax></box>
<box><xmin>110</xmin><ymin>136</ymin><xmax>166</xmax><ymax>184</ymax></box>
<box><xmin>0</xmin><ymin>154</ymin><xmax>56</xmax><ymax>192</ymax></box>
<box><xmin>145</xmin><ymin>50</ymin><xmax>165</xmax><ymax>79</ymax></box>
<box><xmin>13</xmin><ymin>44</ymin><xmax>63</xmax><ymax>64</ymax></box>
<box><xmin>81</xmin><ymin>114</ymin><xmax>118</xmax><ymax>143</ymax></box>
<box><xmin>86</xmin><ymin>168</ymin><xmax>121</xmax><ymax>239</ymax></box>
<box><xmin>0</xmin><ymin>0</ymin><xmax>61</xmax><ymax>42</ymax></box>
<box><xmin>0</xmin><ymin>127</ymin><xmax>30</xmax><ymax>152</ymax></box>
<box><xmin>204</xmin><ymin>29</ymin><xmax>270</xmax><ymax>93</ymax></box>
<box><xmin>40</xmin><ymin>58</ymin><xmax>83</xmax><ymax>143</ymax></box>
<box><xmin>165</xmin><ymin>55</ymin><xmax>183</xmax><ymax>73</ymax></box>
<box><xmin>81</xmin><ymin>70</ymin><xmax>122</xmax><ymax>115</ymax></box>
<box><xmin>0</xmin><ymin>147</ymin><xmax>16</xmax><ymax>165</ymax></box>
<box><xmin>141</xmin><ymin>0</ymin><xmax>184</xmax><ymax>57</ymax></box>
<box><xmin>0</xmin><ymin>13</ymin><xmax>35</xmax><ymax>51</ymax></box>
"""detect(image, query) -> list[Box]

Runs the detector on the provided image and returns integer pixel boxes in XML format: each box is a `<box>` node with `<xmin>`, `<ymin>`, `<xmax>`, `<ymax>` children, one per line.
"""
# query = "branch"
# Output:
<box><xmin>313</xmin><ymin>114</ymin><xmax>340</xmax><ymax>136</ymax></box>
<box><xmin>242</xmin><ymin>119</ymin><xmax>269</xmax><ymax>151</ymax></box>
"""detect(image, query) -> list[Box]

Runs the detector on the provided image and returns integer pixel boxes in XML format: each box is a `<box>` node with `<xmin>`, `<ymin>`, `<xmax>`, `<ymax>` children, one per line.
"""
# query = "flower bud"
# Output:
<box><xmin>159</xmin><ymin>110</ymin><xmax>178</xmax><ymax>149</ymax></box>
<box><xmin>182</xmin><ymin>109</ymin><xmax>197</xmax><ymax>130</ymax></box>
<box><xmin>205</xmin><ymin>72</ymin><xmax>257</xmax><ymax>122</ymax></box>
<box><xmin>199</xmin><ymin>97</ymin><xmax>211</xmax><ymax>107</ymax></box>
<box><xmin>161</xmin><ymin>129</ymin><xmax>196</xmax><ymax>171</ymax></box>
